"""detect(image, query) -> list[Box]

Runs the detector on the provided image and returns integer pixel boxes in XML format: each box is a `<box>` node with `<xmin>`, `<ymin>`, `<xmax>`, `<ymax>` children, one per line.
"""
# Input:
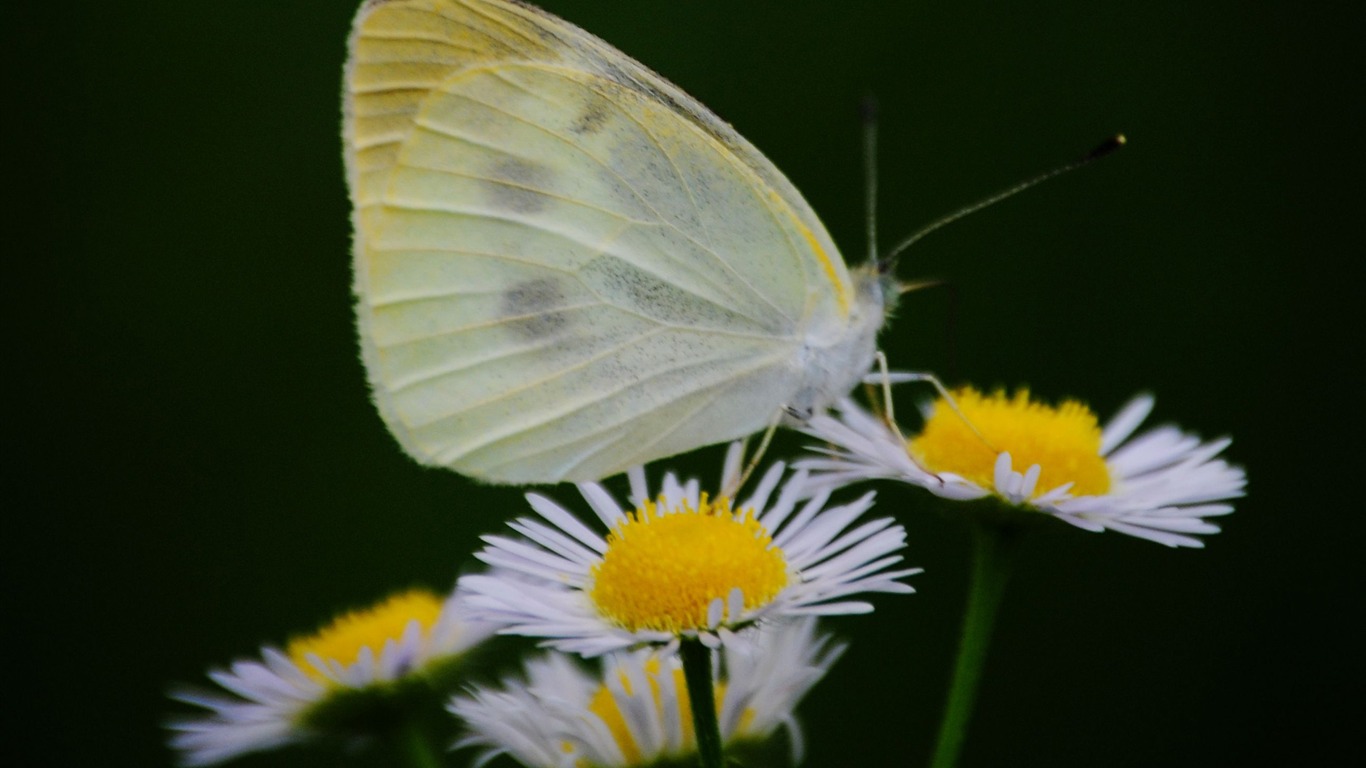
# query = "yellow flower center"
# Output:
<box><xmin>587</xmin><ymin>657</ymin><xmax>730</xmax><ymax>764</ymax></box>
<box><xmin>589</xmin><ymin>495</ymin><xmax>788</xmax><ymax>634</ymax></box>
<box><xmin>285</xmin><ymin>589</ymin><xmax>443</xmax><ymax>684</ymax></box>
<box><xmin>909</xmin><ymin>388</ymin><xmax>1111</xmax><ymax>498</ymax></box>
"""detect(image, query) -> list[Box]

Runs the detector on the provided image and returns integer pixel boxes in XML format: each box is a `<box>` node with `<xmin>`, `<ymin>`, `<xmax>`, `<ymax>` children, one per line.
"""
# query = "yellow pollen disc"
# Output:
<box><xmin>588</xmin><ymin>657</ymin><xmax>728</xmax><ymax>763</ymax></box>
<box><xmin>909</xmin><ymin>388</ymin><xmax>1111</xmax><ymax>498</ymax></box>
<box><xmin>285</xmin><ymin>589</ymin><xmax>443</xmax><ymax>684</ymax></box>
<box><xmin>589</xmin><ymin>495</ymin><xmax>788</xmax><ymax>634</ymax></box>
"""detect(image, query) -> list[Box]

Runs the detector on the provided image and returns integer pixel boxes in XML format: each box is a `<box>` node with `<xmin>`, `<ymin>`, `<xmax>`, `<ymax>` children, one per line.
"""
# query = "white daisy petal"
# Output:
<box><xmin>579</xmin><ymin>483</ymin><xmax>630</xmax><ymax>529</ymax></box>
<box><xmin>1055</xmin><ymin>515</ymin><xmax>1108</xmax><ymax>533</ymax></box>
<box><xmin>627</xmin><ymin>465</ymin><xmax>649</xmax><ymax>507</ymax></box>
<box><xmin>1099</xmin><ymin>520</ymin><xmax>1207</xmax><ymax>548</ymax></box>
<box><xmin>744</xmin><ymin>461</ymin><xmax>789</xmax><ymax>516</ymax></box>
<box><xmin>508</xmin><ymin>518</ymin><xmax>603</xmax><ymax>567</ymax></box>
<box><xmin>708</xmin><ymin>596</ymin><xmax>727</xmax><ymax>628</ymax></box>
<box><xmin>527</xmin><ymin>493</ymin><xmax>612</xmax><ymax>552</ymax></box>
<box><xmin>721</xmin><ymin>441</ymin><xmax>745</xmax><ymax>494</ymax></box>
<box><xmin>771</xmin><ymin>487</ymin><xmax>860</xmax><ymax>552</ymax></box>
<box><xmin>662</xmin><ymin>473</ymin><xmax>687</xmax><ymax>506</ymax></box>
<box><xmin>1099</xmin><ymin>393</ymin><xmax>1155</xmax><ymax>454</ymax></box>
<box><xmin>477</xmin><ymin>532</ymin><xmax>588</xmax><ymax>578</ymax></box>
<box><xmin>1020</xmin><ymin>464</ymin><xmax>1043</xmax><ymax>498</ymax></box>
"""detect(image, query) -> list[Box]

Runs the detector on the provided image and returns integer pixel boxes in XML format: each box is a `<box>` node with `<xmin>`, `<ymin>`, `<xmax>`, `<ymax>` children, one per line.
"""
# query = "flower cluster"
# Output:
<box><xmin>172</xmin><ymin>368</ymin><xmax>1250</xmax><ymax>768</ymax></box>
<box><xmin>170</xmin><ymin>383</ymin><xmax>1245</xmax><ymax>765</ymax></box>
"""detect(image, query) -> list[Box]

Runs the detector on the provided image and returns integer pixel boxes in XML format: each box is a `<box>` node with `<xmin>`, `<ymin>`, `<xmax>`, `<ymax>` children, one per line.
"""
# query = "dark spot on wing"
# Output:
<box><xmin>569</xmin><ymin>96</ymin><xmax>610</xmax><ymax>135</ymax></box>
<box><xmin>501</xmin><ymin>277</ymin><xmax>571</xmax><ymax>338</ymax></box>
<box><xmin>484</xmin><ymin>158</ymin><xmax>554</xmax><ymax>214</ymax></box>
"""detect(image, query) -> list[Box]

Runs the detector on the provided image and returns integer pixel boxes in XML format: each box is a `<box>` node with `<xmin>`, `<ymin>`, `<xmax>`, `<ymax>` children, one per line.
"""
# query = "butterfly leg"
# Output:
<box><xmin>868</xmin><ymin>349</ymin><xmax>906</xmax><ymax>438</ymax></box>
<box><xmin>722</xmin><ymin>410</ymin><xmax>785</xmax><ymax>499</ymax></box>
<box><xmin>860</xmin><ymin>368</ymin><xmax>998</xmax><ymax>452</ymax></box>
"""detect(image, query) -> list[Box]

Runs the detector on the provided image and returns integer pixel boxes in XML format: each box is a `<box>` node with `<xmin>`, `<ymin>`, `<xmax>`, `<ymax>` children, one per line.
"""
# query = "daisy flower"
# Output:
<box><xmin>451</xmin><ymin>617</ymin><xmax>845</xmax><ymax>767</ymax></box>
<box><xmin>458</xmin><ymin>443</ymin><xmax>918</xmax><ymax>656</ymax></box>
<box><xmin>167</xmin><ymin>586</ymin><xmax>494</xmax><ymax>766</ymax></box>
<box><xmin>799</xmin><ymin>389</ymin><xmax>1246</xmax><ymax>548</ymax></box>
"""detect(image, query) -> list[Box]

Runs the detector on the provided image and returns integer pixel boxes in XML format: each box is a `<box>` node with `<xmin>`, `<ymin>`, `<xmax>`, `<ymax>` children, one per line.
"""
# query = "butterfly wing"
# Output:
<box><xmin>345</xmin><ymin>0</ymin><xmax>858</xmax><ymax>482</ymax></box>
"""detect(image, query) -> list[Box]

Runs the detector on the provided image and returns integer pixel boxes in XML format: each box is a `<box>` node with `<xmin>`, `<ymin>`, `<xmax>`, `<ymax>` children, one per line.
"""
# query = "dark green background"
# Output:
<box><xmin>10</xmin><ymin>1</ymin><xmax>1361</xmax><ymax>766</ymax></box>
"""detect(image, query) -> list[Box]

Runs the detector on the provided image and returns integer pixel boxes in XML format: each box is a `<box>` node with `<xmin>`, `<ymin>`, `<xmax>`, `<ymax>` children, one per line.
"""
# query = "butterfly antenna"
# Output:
<box><xmin>861</xmin><ymin>95</ymin><xmax>881</xmax><ymax>264</ymax></box>
<box><xmin>877</xmin><ymin>134</ymin><xmax>1126</xmax><ymax>276</ymax></box>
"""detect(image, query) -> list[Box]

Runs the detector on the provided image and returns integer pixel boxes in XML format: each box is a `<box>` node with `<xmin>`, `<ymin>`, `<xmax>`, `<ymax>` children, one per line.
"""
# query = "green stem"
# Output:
<box><xmin>395</xmin><ymin>719</ymin><xmax>443</xmax><ymax>768</ymax></box>
<box><xmin>929</xmin><ymin>521</ymin><xmax>1023</xmax><ymax>768</ymax></box>
<box><xmin>679</xmin><ymin>637</ymin><xmax>724</xmax><ymax>768</ymax></box>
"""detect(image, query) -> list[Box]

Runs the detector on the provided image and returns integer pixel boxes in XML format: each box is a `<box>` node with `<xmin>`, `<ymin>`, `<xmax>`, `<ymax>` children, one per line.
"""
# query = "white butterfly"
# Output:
<box><xmin>343</xmin><ymin>0</ymin><xmax>889</xmax><ymax>483</ymax></box>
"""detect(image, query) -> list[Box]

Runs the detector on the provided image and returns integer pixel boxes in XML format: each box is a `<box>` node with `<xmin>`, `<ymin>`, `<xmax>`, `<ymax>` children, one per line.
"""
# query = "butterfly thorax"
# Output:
<box><xmin>783</xmin><ymin>263</ymin><xmax>888</xmax><ymax>423</ymax></box>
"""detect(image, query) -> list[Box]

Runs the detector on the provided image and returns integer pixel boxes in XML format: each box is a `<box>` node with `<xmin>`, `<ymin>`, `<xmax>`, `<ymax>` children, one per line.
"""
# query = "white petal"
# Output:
<box><xmin>1100</xmin><ymin>393</ymin><xmax>1155</xmax><ymax>455</ymax></box>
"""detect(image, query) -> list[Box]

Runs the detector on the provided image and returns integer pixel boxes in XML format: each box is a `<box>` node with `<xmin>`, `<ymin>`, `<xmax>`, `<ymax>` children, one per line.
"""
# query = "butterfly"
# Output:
<box><xmin>343</xmin><ymin>0</ymin><xmax>890</xmax><ymax>483</ymax></box>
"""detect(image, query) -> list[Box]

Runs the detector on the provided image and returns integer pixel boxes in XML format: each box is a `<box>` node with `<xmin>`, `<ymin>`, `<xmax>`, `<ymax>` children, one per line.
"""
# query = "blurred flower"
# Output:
<box><xmin>168</xmin><ymin>586</ymin><xmax>493</xmax><ymax>765</ymax></box>
<box><xmin>800</xmin><ymin>389</ymin><xmax>1246</xmax><ymax>547</ymax></box>
<box><xmin>451</xmin><ymin>617</ymin><xmax>844</xmax><ymax>767</ymax></box>
<box><xmin>460</xmin><ymin>443</ymin><xmax>917</xmax><ymax>656</ymax></box>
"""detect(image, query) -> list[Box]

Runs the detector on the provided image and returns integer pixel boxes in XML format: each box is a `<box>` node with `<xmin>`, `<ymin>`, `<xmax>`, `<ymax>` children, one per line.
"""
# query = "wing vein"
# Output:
<box><xmin>454</xmin><ymin>0</ymin><xmax>547</xmax><ymax>50</ymax></box>
<box><xmin>558</xmin><ymin>377</ymin><xmax>744</xmax><ymax>478</ymax></box>
<box><xmin>421</xmin><ymin>327</ymin><xmax>673</xmax><ymax>431</ymax></box>
<box><xmin>387</xmin><ymin>335</ymin><xmax>566</xmax><ymax>392</ymax></box>
<box><xmin>477</xmin><ymin>353</ymin><xmax>786</xmax><ymax>471</ymax></box>
<box><xmin>358</xmin><ymin>30</ymin><xmax>483</xmax><ymax>54</ymax></box>
<box><xmin>365</xmin><ymin>245</ymin><xmax>578</xmax><ymax>273</ymax></box>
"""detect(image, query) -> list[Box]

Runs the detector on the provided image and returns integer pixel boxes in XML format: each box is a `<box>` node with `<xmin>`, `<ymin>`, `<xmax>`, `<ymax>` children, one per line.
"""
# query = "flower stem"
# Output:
<box><xmin>929</xmin><ymin>520</ymin><xmax>1023</xmax><ymax>768</ymax></box>
<box><xmin>396</xmin><ymin>719</ymin><xmax>443</xmax><ymax>768</ymax></box>
<box><xmin>679</xmin><ymin>637</ymin><xmax>724</xmax><ymax>768</ymax></box>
